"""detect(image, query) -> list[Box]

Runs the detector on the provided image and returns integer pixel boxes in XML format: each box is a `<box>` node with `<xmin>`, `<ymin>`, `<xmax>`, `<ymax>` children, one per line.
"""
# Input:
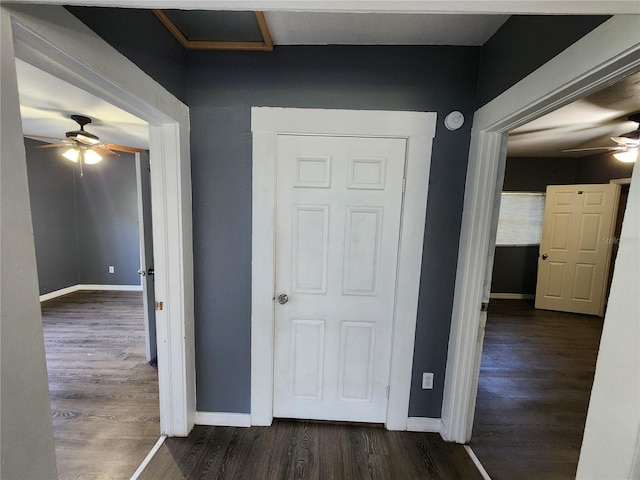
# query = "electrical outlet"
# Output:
<box><xmin>108</xmin><ymin>266</ymin><xmax>115</xmax><ymax>274</ymax></box>
<box><xmin>422</xmin><ymin>372</ymin><xmax>434</xmax><ymax>390</ymax></box>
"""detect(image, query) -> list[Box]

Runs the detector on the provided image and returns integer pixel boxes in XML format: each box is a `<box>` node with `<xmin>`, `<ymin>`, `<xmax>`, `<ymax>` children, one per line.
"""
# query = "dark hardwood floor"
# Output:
<box><xmin>42</xmin><ymin>290</ymin><xmax>160</xmax><ymax>480</ymax></box>
<box><xmin>43</xmin><ymin>294</ymin><xmax>600</xmax><ymax>479</ymax></box>
<box><xmin>471</xmin><ymin>299</ymin><xmax>603</xmax><ymax>480</ymax></box>
<box><xmin>140</xmin><ymin>420</ymin><xmax>483</xmax><ymax>480</ymax></box>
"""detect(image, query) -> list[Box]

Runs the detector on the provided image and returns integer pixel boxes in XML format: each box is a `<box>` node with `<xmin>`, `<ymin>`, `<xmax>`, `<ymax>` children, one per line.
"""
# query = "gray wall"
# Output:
<box><xmin>491</xmin><ymin>155</ymin><xmax>635</xmax><ymax>295</ymax></box>
<box><xmin>575</xmin><ymin>153</ymin><xmax>635</xmax><ymax>184</ymax></box>
<box><xmin>25</xmin><ymin>138</ymin><xmax>141</xmax><ymax>294</ymax></box>
<box><xmin>76</xmin><ymin>155</ymin><xmax>141</xmax><ymax>285</ymax></box>
<box><xmin>187</xmin><ymin>46</ymin><xmax>480</xmax><ymax>416</ymax></box>
<box><xmin>25</xmin><ymin>137</ymin><xmax>79</xmax><ymax>294</ymax></box>
<box><xmin>502</xmin><ymin>157</ymin><xmax>578</xmax><ymax>192</ymax></box>
<box><xmin>491</xmin><ymin>247</ymin><xmax>539</xmax><ymax>295</ymax></box>
<box><xmin>66</xmin><ymin>8</ymin><xmax>608</xmax><ymax>419</ymax></box>
<box><xmin>477</xmin><ymin>15</ymin><xmax>609</xmax><ymax>107</ymax></box>
<box><xmin>65</xmin><ymin>6</ymin><xmax>188</xmax><ymax>104</ymax></box>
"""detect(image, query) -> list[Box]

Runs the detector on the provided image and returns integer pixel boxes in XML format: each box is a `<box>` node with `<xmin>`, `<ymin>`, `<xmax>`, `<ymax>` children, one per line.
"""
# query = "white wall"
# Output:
<box><xmin>577</xmin><ymin>161</ymin><xmax>640</xmax><ymax>479</ymax></box>
<box><xmin>0</xmin><ymin>7</ymin><xmax>57</xmax><ymax>478</ymax></box>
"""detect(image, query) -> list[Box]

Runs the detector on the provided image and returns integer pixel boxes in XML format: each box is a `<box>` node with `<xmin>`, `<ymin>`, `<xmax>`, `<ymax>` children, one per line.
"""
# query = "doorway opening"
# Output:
<box><xmin>4</xmin><ymin>4</ymin><xmax>195</xmax><ymax>443</ymax></box>
<box><xmin>473</xmin><ymin>153</ymin><xmax>633</xmax><ymax>478</ymax></box>
<box><xmin>442</xmin><ymin>15</ymin><xmax>640</xmax><ymax>445</ymax></box>
<box><xmin>18</xmin><ymin>56</ymin><xmax>161</xmax><ymax>476</ymax></box>
<box><xmin>468</xmin><ymin>67</ymin><xmax>637</xmax><ymax>477</ymax></box>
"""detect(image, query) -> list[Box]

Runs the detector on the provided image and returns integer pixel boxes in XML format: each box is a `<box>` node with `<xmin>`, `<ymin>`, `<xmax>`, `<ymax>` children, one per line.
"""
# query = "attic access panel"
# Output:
<box><xmin>153</xmin><ymin>10</ymin><xmax>273</xmax><ymax>51</ymax></box>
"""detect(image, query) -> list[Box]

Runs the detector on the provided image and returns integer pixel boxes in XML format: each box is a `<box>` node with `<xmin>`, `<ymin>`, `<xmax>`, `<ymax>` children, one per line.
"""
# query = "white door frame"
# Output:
<box><xmin>442</xmin><ymin>15</ymin><xmax>640</xmax><ymax>443</ymax></box>
<box><xmin>251</xmin><ymin>107</ymin><xmax>436</xmax><ymax>430</ymax></box>
<box><xmin>3</xmin><ymin>5</ymin><xmax>195</xmax><ymax>437</ymax></box>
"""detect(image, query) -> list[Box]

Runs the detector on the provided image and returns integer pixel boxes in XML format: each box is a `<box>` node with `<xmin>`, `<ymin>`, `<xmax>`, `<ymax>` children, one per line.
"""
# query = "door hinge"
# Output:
<box><xmin>155</xmin><ymin>301</ymin><xmax>164</xmax><ymax>311</ymax></box>
<box><xmin>481</xmin><ymin>302</ymin><xmax>489</xmax><ymax>312</ymax></box>
<box><xmin>402</xmin><ymin>178</ymin><xmax>406</xmax><ymax>193</ymax></box>
<box><xmin>386</xmin><ymin>385</ymin><xmax>390</xmax><ymax>398</ymax></box>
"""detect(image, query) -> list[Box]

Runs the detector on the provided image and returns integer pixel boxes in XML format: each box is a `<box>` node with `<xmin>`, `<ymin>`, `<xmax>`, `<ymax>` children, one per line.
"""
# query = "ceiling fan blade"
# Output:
<box><xmin>105</xmin><ymin>143</ymin><xmax>148</xmax><ymax>154</ymax></box>
<box><xmin>34</xmin><ymin>142</ymin><xmax>72</xmax><ymax>149</ymax></box>
<box><xmin>24</xmin><ymin>134</ymin><xmax>67</xmax><ymax>142</ymax></box>
<box><xmin>91</xmin><ymin>146</ymin><xmax>119</xmax><ymax>157</ymax></box>
<box><xmin>27</xmin><ymin>116</ymin><xmax>146</xmax><ymax>161</ymax></box>
<box><xmin>563</xmin><ymin>146</ymin><xmax>625</xmax><ymax>152</ymax></box>
<box><xmin>611</xmin><ymin>136</ymin><xmax>640</xmax><ymax>147</ymax></box>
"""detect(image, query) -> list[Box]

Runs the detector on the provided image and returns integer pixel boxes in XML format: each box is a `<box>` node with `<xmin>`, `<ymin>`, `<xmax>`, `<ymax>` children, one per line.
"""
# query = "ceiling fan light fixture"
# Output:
<box><xmin>613</xmin><ymin>149</ymin><xmax>638</xmax><ymax>163</ymax></box>
<box><xmin>62</xmin><ymin>148</ymin><xmax>79</xmax><ymax>162</ymax></box>
<box><xmin>83</xmin><ymin>149</ymin><xmax>103</xmax><ymax>164</ymax></box>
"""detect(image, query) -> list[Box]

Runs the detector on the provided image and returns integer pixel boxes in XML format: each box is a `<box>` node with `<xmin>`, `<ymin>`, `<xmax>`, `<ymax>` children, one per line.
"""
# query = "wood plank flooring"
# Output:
<box><xmin>140</xmin><ymin>420</ymin><xmax>482</xmax><ymax>480</ymax></box>
<box><xmin>44</xmin><ymin>294</ymin><xmax>600</xmax><ymax>479</ymax></box>
<box><xmin>42</xmin><ymin>290</ymin><xmax>160</xmax><ymax>480</ymax></box>
<box><xmin>471</xmin><ymin>300</ymin><xmax>603</xmax><ymax>480</ymax></box>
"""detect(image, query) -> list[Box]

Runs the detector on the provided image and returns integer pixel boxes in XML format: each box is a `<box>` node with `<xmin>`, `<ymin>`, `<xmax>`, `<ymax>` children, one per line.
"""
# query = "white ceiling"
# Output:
<box><xmin>16</xmin><ymin>59</ymin><xmax>149</xmax><ymax>150</ymax></box>
<box><xmin>508</xmin><ymin>70</ymin><xmax>640</xmax><ymax>157</ymax></box>
<box><xmin>264</xmin><ymin>12</ymin><xmax>508</xmax><ymax>46</ymax></box>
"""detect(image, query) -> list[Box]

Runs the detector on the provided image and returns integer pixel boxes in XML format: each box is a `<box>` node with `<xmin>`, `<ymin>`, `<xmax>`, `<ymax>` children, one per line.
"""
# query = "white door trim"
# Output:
<box><xmin>610</xmin><ymin>178</ymin><xmax>632</xmax><ymax>185</ymax></box>
<box><xmin>443</xmin><ymin>14</ymin><xmax>640</xmax><ymax>443</ymax></box>
<box><xmin>19</xmin><ymin>0</ymin><xmax>640</xmax><ymax>15</ymax></box>
<box><xmin>251</xmin><ymin>107</ymin><xmax>436</xmax><ymax>430</ymax></box>
<box><xmin>4</xmin><ymin>4</ymin><xmax>195</xmax><ymax>436</ymax></box>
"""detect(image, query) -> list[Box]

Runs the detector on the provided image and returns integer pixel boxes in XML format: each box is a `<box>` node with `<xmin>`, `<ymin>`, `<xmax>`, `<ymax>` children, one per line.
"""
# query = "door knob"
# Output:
<box><xmin>541</xmin><ymin>254</ymin><xmax>548</xmax><ymax>260</ymax></box>
<box><xmin>137</xmin><ymin>268</ymin><xmax>146</xmax><ymax>276</ymax></box>
<box><xmin>147</xmin><ymin>267</ymin><xmax>154</xmax><ymax>276</ymax></box>
<box><xmin>277</xmin><ymin>294</ymin><xmax>289</xmax><ymax>305</ymax></box>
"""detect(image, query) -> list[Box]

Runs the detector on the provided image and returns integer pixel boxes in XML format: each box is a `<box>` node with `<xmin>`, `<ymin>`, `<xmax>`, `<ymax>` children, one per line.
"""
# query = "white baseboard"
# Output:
<box><xmin>464</xmin><ymin>445</ymin><xmax>492</xmax><ymax>480</ymax></box>
<box><xmin>489</xmin><ymin>293</ymin><xmax>535</xmax><ymax>300</ymax></box>
<box><xmin>40</xmin><ymin>283</ymin><xmax>142</xmax><ymax>302</ymax></box>
<box><xmin>130</xmin><ymin>435</ymin><xmax>166</xmax><ymax>480</ymax></box>
<box><xmin>39</xmin><ymin>285</ymin><xmax>80</xmax><ymax>302</ymax></box>
<box><xmin>78</xmin><ymin>284</ymin><xmax>143</xmax><ymax>292</ymax></box>
<box><xmin>406</xmin><ymin>417</ymin><xmax>444</xmax><ymax>434</ymax></box>
<box><xmin>195</xmin><ymin>411</ymin><xmax>251</xmax><ymax>428</ymax></box>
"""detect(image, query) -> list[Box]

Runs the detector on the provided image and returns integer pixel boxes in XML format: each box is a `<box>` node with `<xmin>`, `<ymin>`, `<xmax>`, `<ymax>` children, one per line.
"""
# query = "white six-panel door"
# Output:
<box><xmin>273</xmin><ymin>134</ymin><xmax>406</xmax><ymax>422</ymax></box>
<box><xmin>535</xmin><ymin>183</ymin><xmax>619</xmax><ymax>316</ymax></box>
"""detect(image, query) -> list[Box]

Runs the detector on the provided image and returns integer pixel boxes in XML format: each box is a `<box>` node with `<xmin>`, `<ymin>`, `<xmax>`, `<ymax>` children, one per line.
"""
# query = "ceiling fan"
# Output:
<box><xmin>564</xmin><ymin>112</ymin><xmax>640</xmax><ymax>163</ymax></box>
<box><xmin>27</xmin><ymin>114</ymin><xmax>147</xmax><ymax>174</ymax></box>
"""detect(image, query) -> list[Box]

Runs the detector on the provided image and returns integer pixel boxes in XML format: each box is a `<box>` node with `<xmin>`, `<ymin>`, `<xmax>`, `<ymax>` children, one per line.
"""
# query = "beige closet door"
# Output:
<box><xmin>535</xmin><ymin>184</ymin><xmax>619</xmax><ymax>316</ymax></box>
<box><xmin>273</xmin><ymin>134</ymin><xmax>406</xmax><ymax>423</ymax></box>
